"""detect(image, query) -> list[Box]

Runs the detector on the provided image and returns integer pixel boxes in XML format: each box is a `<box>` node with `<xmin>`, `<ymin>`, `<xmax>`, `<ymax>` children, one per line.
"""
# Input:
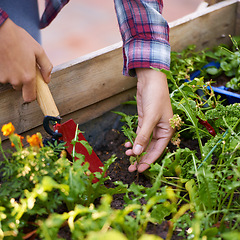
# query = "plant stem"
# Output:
<box><xmin>198</xmin><ymin>130</ymin><xmax>228</xmax><ymax>169</ymax></box>
<box><xmin>72</xmin><ymin>124</ymin><xmax>79</xmax><ymax>159</ymax></box>
<box><xmin>220</xmin><ymin>191</ymin><xmax>234</xmax><ymax>226</ymax></box>
<box><xmin>163</xmin><ymin>69</ymin><xmax>204</xmax><ymax>157</ymax></box>
<box><xmin>0</xmin><ymin>140</ymin><xmax>9</xmax><ymax>163</ymax></box>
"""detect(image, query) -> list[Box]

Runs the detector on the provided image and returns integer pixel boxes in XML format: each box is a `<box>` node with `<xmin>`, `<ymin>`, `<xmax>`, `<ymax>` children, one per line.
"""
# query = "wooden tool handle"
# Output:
<box><xmin>36</xmin><ymin>68</ymin><xmax>60</xmax><ymax>117</ymax></box>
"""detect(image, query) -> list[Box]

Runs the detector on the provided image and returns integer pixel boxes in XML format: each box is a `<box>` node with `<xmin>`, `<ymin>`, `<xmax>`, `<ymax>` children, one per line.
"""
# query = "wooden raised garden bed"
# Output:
<box><xmin>0</xmin><ymin>0</ymin><xmax>239</xmax><ymax>147</ymax></box>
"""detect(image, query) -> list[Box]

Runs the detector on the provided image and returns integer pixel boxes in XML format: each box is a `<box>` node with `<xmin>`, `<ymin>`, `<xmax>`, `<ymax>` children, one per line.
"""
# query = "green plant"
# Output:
<box><xmin>1</xmin><ymin>37</ymin><xmax>240</xmax><ymax>240</ymax></box>
<box><xmin>0</xmin><ymin>123</ymin><xmax>124</xmax><ymax>239</ymax></box>
<box><xmin>202</xmin><ymin>35</ymin><xmax>240</xmax><ymax>91</ymax></box>
<box><xmin>114</xmin><ymin>62</ymin><xmax>240</xmax><ymax>238</ymax></box>
<box><xmin>154</xmin><ymin>69</ymin><xmax>239</xmax><ymax>238</ymax></box>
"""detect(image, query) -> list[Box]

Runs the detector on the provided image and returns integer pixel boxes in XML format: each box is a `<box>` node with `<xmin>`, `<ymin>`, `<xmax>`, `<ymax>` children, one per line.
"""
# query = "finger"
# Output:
<box><xmin>132</xmin><ymin>118</ymin><xmax>156</xmax><ymax>156</ymax></box>
<box><xmin>128</xmin><ymin>161</ymin><xmax>137</xmax><ymax>172</ymax></box>
<box><xmin>124</xmin><ymin>141</ymin><xmax>132</xmax><ymax>148</ymax></box>
<box><xmin>125</xmin><ymin>149</ymin><xmax>134</xmax><ymax>156</ymax></box>
<box><xmin>35</xmin><ymin>47</ymin><xmax>52</xmax><ymax>84</ymax></box>
<box><xmin>22</xmin><ymin>72</ymin><xmax>37</xmax><ymax>102</ymax></box>
<box><xmin>137</xmin><ymin>136</ymin><xmax>171</xmax><ymax>172</ymax></box>
<box><xmin>12</xmin><ymin>83</ymin><xmax>22</xmax><ymax>91</ymax></box>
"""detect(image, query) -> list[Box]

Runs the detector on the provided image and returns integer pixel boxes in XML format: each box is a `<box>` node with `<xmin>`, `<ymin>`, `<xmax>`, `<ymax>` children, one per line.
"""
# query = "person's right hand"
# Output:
<box><xmin>0</xmin><ymin>18</ymin><xmax>52</xmax><ymax>102</ymax></box>
<box><xmin>125</xmin><ymin>68</ymin><xmax>174</xmax><ymax>173</ymax></box>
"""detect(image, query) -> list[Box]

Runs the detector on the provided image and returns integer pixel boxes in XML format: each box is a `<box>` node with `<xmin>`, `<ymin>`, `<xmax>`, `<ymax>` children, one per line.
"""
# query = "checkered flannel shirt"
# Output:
<box><xmin>0</xmin><ymin>0</ymin><xmax>69</xmax><ymax>28</ymax></box>
<box><xmin>0</xmin><ymin>0</ymin><xmax>170</xmax><ymax>76</ymax></box>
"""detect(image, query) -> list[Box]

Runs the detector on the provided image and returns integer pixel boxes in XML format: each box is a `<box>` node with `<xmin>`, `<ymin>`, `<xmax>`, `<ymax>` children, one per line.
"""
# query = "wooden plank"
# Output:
<box><xmin>169</xmin><ymin>0</ymin><xmax>238</xmax><ymax>52</ymax></box>
<box><xmin>51</xmin><ymin>44</ymin><xmax>136</xmax><ymax>118</ymax></box>
<box><xmin>235</xmin><ymin>0</ymin><xmax>240</xmax><ymax>35</ymax></box>
<box><xmin>205</xmin><ymin>0</ymin><xmax>226</xmax><ymax>6</ymax></box>
<box><xmin>0</xmin><ymin>87</ymin><xmax>137</xmax><ymax>149</ymax></box>
<box><xmin>0</xmin><ymin>42</ymin><xmax>136</xmax><ymax>138</ymax></box>
<box><xmin>61</xmin><ymin>88</ymin><xmax>136</xmax><ymax>126</ymax></box>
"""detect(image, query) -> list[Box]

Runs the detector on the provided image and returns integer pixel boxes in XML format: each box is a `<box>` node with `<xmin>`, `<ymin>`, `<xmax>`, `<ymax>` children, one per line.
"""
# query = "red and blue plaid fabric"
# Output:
<box><xmin>0</xmin><ymin>0</ymin><xmax>170</xmax><ymax>76</ymax></box>
<box><xmin>0</xmin><ymin>0</ymin><xmax>69</xmax><ymax>28</ymax></box>
<box><xmin>114</xmin><ymin>0</ymin><xmax>170</xmax><ymax>76</ymax></box>
<box><xmin>39</xmin><ymin>0</ymin><xmax>69</xmax><ymax>28</ymax></box>
<box><xmin>0</xmin><ymin>8</ymin><xmax>8</xmax><ymax>26</ymax></box>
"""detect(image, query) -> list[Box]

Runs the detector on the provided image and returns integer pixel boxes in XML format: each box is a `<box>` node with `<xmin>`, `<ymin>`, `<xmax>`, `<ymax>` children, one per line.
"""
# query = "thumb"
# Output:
<box><xmin>35</xmin><ymin>47</ymin><xmax>53</xmax><ymax>84</ymax></box>
<box><xmin>133</xmin><ymin>120</ymin><xmax>155</xmax><ymax>156</ymax></box>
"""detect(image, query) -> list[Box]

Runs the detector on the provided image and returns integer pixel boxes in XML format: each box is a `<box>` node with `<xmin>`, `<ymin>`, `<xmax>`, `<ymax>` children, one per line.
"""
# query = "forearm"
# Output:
<box><xmin>114</xmin><ymin>0</ymin><xmax>171</xmax><ymax>76</ymax></box>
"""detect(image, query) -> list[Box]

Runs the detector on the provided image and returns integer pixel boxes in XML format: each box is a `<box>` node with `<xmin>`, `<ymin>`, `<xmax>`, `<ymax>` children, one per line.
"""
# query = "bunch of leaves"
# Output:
<box><xmin>168</xmin><ymin>74</ymin><xmax>220</xmax><ymax>133</ymax></box>
<box><xmin>112</xmin><ymin>110</ymin><xmax>147</xmax><ymax>168</ymax></box>
<box><xmin>170</xmin><ymin>45</ymin><xmax>209</xmax><ymax>90</ymax></box>
<box><xmin>115</xmin><ymin>158</ymin><xmax>193</xmax><ymax>240</ymax></box>
<box><xmin>162</xmin><ymin>69</ymin><xmax>222</xmax><ymax>158</ymax></box>
<box><xmin>0</xmin><ymin>125</ymin><xmax>125</xmax><ymax>239</ymax></box>
<box><xmin>170</xmin><ymin>36</ymin><xmax>240</xmax><ymax>93</ymax></box>
<box><xmin>0</xmin><ymin>170</ymin><xmax>171</xmax><ymax>240</ymax></box>
<box><xmin>203</xmin><ymin>36</ymin><xmax>240</xmax><ymax>91</ymax></box>
<box><xmin>157</xmin><ymin>69</ymin><xmax>240</xmax><ymax>237</ymax></box>
<box><xmin>0</xmin><ymin>140</ymin><xmax>65</xmax><ymax>197</ymax></box>
<box><xmin>38</xmin><ymin>193</ymin><xmax>163</xmax><ymax>240</ymax></box>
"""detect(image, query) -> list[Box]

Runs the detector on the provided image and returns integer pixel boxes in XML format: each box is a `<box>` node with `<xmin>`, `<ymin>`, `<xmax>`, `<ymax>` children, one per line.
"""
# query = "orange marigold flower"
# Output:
<box><xmin>27</xmin><ymin>133</ymin><xmax>43</xmax><ymax>148</ymax></box>
<box><xmin>11</xmin><ymin>134</ymin><xmax>24</xmax><ymax>147</ymax></box>
<box><xmin>1</xmin><ymin>122</ymin><xmax>15</xmax><ymax>136</ymax></box>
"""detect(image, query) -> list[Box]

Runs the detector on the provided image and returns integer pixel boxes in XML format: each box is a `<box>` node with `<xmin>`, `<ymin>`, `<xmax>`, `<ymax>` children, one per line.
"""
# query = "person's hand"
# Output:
<box><xmin>125</xmin><ymin>68</ymin><xmax>174</xmax><ymax>172</ymax></box>
<box><xmin>0</xmin><ymin>18</ymin><xmax>52</xmax><ymax>102</ymax></box>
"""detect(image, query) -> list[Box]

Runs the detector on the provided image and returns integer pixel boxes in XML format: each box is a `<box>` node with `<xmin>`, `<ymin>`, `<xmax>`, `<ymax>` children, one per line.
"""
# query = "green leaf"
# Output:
<box><xmin>151</xmin><ymin>203</ymin><xmax>172</xmax><ymax>224</ymax></box>
<box><xmin>220</xmin><ymin>61</ymin><xmax>232</xmax><ymax>71</ymax></box>
<box><xmin>86</xmin><ymin>230</ymin><xmax>128</xmax><ymax>240</ymax></box>
<box><xmin>206</xmin><ymin>67</ymin><xmax>219</xmax><ymax>75</ymax></box>
<box><xmin>185</xmin><ymin>179</ymin><xmax>199</xmax><ymax>211</ymax></box>
<box><xmin>80</xmin><ymin>140</ymin><xmax>93</xmax><ymax>155</ymax></box>
<box><xmin>112</xmin><ymin>111</ymin><xmax>127</xmax><ymax>118</ymax></box>
<box><xmin>222</xmin><ymin>231</ymin><xmax>240</xmax><ymax>240</ymax></box>
<box><xmin>139</xmin><ymin>234</ymin><xmax>164</xmax><ymax>240</ymax></box>
<box><xmin>202</xmin><ymin>227</ymin><xmax>218</xmax><ymax>238</ymax></box>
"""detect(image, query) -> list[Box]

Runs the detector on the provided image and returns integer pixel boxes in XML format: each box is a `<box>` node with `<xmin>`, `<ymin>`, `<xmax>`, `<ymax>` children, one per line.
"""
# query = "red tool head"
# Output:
<box><xmin>43</xmin><ymin>116</ymin><xmax>104</xmax><ymax>183</ymax></box>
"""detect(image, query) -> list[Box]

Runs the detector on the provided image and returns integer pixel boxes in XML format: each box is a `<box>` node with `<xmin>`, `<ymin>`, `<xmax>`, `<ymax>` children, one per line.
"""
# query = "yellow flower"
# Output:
<box><xmin>1</xmin><ymin>122</ymin><xmax>15</xmax><ymax>136</ymax></box>
<box><xmin>27</xmin><ymin>133</ymin><xmax>43</xmax><ymax>148</ymax></box>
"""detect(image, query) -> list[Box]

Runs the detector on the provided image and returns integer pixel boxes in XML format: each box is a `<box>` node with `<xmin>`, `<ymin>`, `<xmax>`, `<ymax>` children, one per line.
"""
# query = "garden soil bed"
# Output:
<box><xmin>94</xmin><ymin>128</ymin><xmax>199</xmax><ymax>240</ymax></box>
<box><xmin>54</xmin><ymin>127</ymin><xmax>199</xmax><ymax>240</ymax></box>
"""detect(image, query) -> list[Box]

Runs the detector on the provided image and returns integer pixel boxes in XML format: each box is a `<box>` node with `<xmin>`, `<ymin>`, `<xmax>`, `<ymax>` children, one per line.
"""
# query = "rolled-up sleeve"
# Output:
<box><xmin>114</xmin><ymin>0</ymin><xmax>170</xmax><ymax>76</ymax></box>
<box><xmin>39</xmin><ymin>0</ymin><xmax>69</xmax><ymax>29</ymax></box>
<box><xmin>0</xmin><ymin>8</ymin><xmax>8</xmax><ymax>26</ymax></box>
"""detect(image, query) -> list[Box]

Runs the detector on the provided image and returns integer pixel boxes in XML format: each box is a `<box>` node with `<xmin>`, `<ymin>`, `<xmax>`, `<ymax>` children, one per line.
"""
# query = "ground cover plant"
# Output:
<box><xmin>0</xmin><ymin>37</ymin><xmax>240</xmax><ymax>239</ymax></box>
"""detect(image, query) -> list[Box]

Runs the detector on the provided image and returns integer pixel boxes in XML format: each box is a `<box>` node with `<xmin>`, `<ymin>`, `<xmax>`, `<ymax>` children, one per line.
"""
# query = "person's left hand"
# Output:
<box><xmin>125</xmin><ymin>68</ymin><xmax>174</xmax><ymax>172</ymax></box>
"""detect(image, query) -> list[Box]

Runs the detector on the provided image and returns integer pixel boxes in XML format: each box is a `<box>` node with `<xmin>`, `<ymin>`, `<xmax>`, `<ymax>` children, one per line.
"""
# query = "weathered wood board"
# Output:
<box><xmin>169</xmin><ymin>0</ymin><xmax>239</xmax><ymax>51</ymax></box>
<box><xmin>0</xmin><ymin>0</ymin><xmax>239</xmax><ymax>143</ymax></box>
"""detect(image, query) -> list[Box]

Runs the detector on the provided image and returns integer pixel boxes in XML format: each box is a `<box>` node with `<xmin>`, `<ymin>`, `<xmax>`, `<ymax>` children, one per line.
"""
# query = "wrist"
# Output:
<box><xmin>136</xmin><ymin>68</ymin><xmax>168</xmax><ymax>87</ymax></box>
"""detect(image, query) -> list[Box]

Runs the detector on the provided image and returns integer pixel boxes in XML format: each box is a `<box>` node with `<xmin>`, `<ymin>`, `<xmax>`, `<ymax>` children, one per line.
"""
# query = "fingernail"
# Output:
<box><xmin>134</xmin><ymin>144</ymin><xmax>143</xmax><ymax>155</ymax></box>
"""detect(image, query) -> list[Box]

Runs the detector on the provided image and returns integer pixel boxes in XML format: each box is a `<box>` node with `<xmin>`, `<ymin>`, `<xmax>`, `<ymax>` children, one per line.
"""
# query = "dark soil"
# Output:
<box><xmin>53</xmin><ymin>128</ymin><xmax>188</xmax><ymax>240</ymax></box>
<box><xmin>212</xmin><ymin>74</ymin><xmax>230</xmax><ymax>87</ymax></box>
<box><xmin>93</xmin><ymin>128</ymin><xmax>198</xmax><ymax>240</ymax></box>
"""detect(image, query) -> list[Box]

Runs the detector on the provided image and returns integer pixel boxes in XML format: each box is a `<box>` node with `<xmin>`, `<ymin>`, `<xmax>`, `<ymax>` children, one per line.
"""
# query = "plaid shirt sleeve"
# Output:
<box><xmin>39</xmin><ymin>0</ymin><xmax>69</xmax><ymax>29</ymax></box>
<box><xmin>0</xmin><ymin>1</ymin><xmax>69</xmax><ymax>29</ymax></box>
<box><xmin>0</xmin><ymin>8</ymin><xmax>8</xmax><ymax>26</ymax></box>
<box><xmin>114</xmin><ymin>0</ymin><xmax>170</xmax><ymax>77</ymax></box>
